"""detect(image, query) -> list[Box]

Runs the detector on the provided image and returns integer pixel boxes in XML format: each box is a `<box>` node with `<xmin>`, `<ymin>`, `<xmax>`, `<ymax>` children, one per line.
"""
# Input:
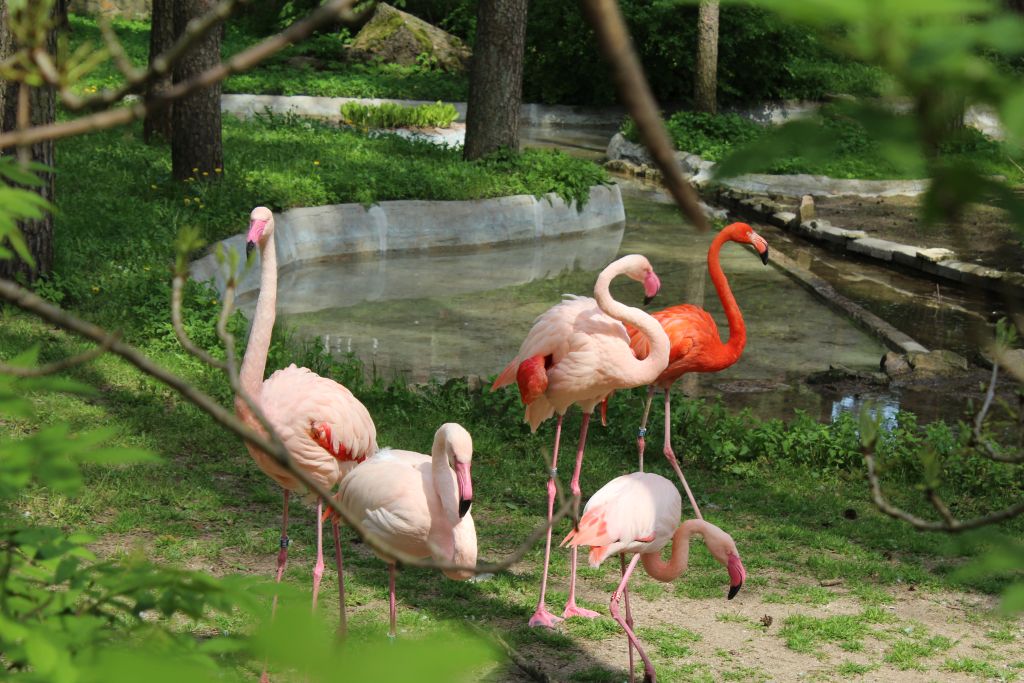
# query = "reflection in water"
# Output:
<box><xmin>830</xmin><ymin>394</ymin><xmax>900</xmax><ymax>429</ymax></box>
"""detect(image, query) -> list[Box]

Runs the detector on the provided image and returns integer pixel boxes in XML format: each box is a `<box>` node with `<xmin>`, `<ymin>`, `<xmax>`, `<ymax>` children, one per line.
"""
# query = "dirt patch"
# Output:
<box><xmin>807</xmin><ymin>195</ymin><xmax>1024</xmax><ymax>273</ymax></box>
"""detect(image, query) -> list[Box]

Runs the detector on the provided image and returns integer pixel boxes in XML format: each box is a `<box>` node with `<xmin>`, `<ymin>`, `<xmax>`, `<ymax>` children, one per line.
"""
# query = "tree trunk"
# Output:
<box><xmin>463</xmin><ymin>0</ymin><xmax>528</xmax><ymax>160</ymax></box>
<box><xmin>694</xmin><ymin>0</ymin><xmax>719</xmax><ymax>114</ymax></box>
<box><xmin>0</xmin><ymin>0</ymin><xmax>59</xmax><ymax>282</ymax></box>
<box><xmin>143</xmin><ymin>0</ymin><xmax>176</xmax><ymax>143</ymax></box>
<box><xmin>171</xmin><ymin>0</ymin><xmax>223</xmax><ymax>180</ymax></box>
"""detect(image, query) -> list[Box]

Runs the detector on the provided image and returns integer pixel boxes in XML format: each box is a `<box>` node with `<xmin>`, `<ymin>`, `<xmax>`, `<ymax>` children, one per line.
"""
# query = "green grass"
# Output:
<box><xmin>943</xmin><ymin>657</ymin><xmax>1017</xmax><ymax>680</ymax></box>
<box><xmin>836</xmin><ymin>660</ymin><xmax>878</xmax><ymax>676</ymax></box>
<box><xmin>883</xmin><ymin>632</ymin><xmax>955</xmax><ymax>671</ymax></box>
<box><xmin>635</xmin><ymin>625</ymin><xmax>701</xmax><ymax>659</ymax></box>
<box><xmin>68</xmin><ymin>15</ymin><xmax>468</xmax><ymax>101</ymax></box>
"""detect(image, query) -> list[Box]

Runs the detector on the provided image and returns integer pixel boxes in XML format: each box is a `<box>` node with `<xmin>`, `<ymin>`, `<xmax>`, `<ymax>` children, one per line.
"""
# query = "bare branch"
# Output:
<box><xmin>0</xmin><ymin>0</ymin><xmax>375</xmax><ymax>150</ymax></box>
<box><xmin>969</xmin><ymin>360</ymin><xmax>1024</xmax><ymax>464</ymax></box>
<box><xmin>171</xmin><ymin>274</ymin><xmax>227</xmax><ymax>370</ymax></box>
<box><xmin>0</xmin><ymin>332</ymin><xmax>119</xmax><ymax>377</ymax></box>
<box><xmin>580</xmin><ymin>0</ymin><xmax>711</xmax><ymax>233</ymax></box>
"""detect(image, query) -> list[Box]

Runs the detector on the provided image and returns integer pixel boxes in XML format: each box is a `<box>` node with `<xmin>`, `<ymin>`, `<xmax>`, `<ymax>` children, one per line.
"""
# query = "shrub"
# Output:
<box><xmin>340</xmin><ymin>100</ymin><xmax>460</xmax><ymax>129</ymax></box>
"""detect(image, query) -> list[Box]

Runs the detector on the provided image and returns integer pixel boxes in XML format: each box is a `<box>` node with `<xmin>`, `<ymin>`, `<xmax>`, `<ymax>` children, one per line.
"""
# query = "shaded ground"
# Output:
<box><xmin>809</xmin><ymin>195</ymin><xmax>1024</xmax><ymax>274</ymax></box>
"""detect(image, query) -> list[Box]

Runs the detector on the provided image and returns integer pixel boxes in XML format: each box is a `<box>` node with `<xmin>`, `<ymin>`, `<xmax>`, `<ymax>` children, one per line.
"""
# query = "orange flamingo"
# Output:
<box><xmin>492</xmin><ymin>254</ymin><xmax>670</xmax><ymax>628</ymax></box>
<box><xmin>628</xmin><ymin>222</ymin><xmax>768</xmax><ymax>520</ymax></box>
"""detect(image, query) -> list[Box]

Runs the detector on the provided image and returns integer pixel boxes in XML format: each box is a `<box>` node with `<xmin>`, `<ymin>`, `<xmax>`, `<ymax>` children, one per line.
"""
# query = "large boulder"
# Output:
<box><xmin>907</xmin><ymin>349</ymin><xmax>969</xmax><ymax>379</ymax></box>
<box><xmin>346</xmin><ymin>3</ymin><xmax>471</xmax><ymax>72</ymax></box>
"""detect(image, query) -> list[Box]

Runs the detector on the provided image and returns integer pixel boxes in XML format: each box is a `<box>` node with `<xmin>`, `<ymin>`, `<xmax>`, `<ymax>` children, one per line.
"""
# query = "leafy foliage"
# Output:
<box><xmin>341</xmin><ymin>100</ymin><xmax>460</xmax><ymax>129</ymax></box>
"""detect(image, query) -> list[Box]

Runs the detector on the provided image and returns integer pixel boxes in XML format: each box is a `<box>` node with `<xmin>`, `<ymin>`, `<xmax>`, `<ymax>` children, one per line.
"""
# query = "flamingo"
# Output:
<box><xmin>562</xmin><ymin>472</ymin><xmax>746</xmax><ymax>683</ymax></box>
<box><xmin>333</xmin><ymin>423</ymin><xmax>477</xmax><ymax>637</ymax></box>
<box><xmin>236</xmin><ymin>206</ymin><xmax>378</xmax><ymax>640</ymax></box>
<box><xmin>492</xmin><ymin>254</ymin><xmax>670</xmax><ymax>628</ymax></box>
<box><xmin>628</xmin><ymin>222</ymin><xmax>768</xmax><ymax>520</ymax></box>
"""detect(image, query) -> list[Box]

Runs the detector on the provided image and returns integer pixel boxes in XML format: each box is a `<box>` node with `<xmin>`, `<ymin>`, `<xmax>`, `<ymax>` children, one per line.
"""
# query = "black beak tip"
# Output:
<box><xmin>728</xmin><ymin>583</ymin><xmax>742</xmax><ymax>600</ymax></box>
<box><xmin>760</xmin><ymin>248</ymin><xmax>769</xmax><ymax>266</ymax></box>
<box><xmin>245</xmin><ymin>241</ymin><xmax>256</xmax><ymax>257</ymax></box>
<box><xmin>459</xmin><ymin>499</ymin><xmax>472</xmax><ymax>518</ymax></box>
<box><xmin>643</xmin><ymin>295</ymin><xmax>655</xmax><ymax>306</ymax></box>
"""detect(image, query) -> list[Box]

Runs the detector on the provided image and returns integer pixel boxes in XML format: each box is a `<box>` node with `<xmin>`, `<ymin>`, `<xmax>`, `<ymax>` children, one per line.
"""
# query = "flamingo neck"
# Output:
<box><xmin>641</xmin><ymin>519</ymin><xmax>706</xmax><ymax>582</ymax></box>
<box><xmin>593</xmin><ymin>263</ymin><xmax>669</xmax><ymax>386</ymax></box>
<box><xmin>707</xmin><ymin>231</ymin><xmax>746</xmax><ymax>362</ymax></box>
<box><xmin>431</xmin><ymin>433</ymin><xmax>459</xmax><ymax>526</ymax></box>
<box><xmin>239</xmin><ymin>232</ymin><xmax>277</xmax><ymax>402</ymax></box>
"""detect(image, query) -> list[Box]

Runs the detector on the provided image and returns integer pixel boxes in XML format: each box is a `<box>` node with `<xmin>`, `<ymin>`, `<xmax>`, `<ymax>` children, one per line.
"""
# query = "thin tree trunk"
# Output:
<box><xmin>0</xmin><ymin>0</ymin><xmax>59</xmax><ymax>282</ymax></box>
<box><xmin>463</xmin><ymin>0</ymin><xmax>528</xmax><ymax>160</ymax></box>
<box><xmin>694</xmin><ymin>0</ymin><xmax>719</xmax><ymax>114</ymax></box>
<box><xmin>171</xmin><ymin>0</ymin><xmax>223</xmax><ymax>180</ymax></box>
<box><xmin>143</xmin><ymin>0</ymin><xmax>176</xmax><ymax>143</ymax></box>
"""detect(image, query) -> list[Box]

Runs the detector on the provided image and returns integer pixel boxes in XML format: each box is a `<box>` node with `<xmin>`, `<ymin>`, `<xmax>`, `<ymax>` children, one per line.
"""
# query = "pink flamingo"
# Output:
<box><xmin>562</xmin><ymin>472</ymin><xmax>746</xmax><ymax>683</ymax></box>
<box><xmin>333</xmin><ymin>423</ymin><xmax>477</xmax><ymax>637</ymax></box>
<box><xmin>492</xmin><ymin>254</ymin><xmax>670</xmax><ymax>628</ymax></box>
<box><xmin>628</xmin><ymin>222</ymin><xmax>768</xmax><ymax>520</ymax></box>
<box><xmin>236</xmin><ymin>207</ymin><xmax>378</xmax><ymax>637</ymax></box>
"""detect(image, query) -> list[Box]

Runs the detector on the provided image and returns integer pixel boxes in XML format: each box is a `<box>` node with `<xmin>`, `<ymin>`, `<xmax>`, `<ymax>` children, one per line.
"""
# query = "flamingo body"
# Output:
<box><xmin>629</xmin><ymin>305</ymin><xmax>738</xmax><ymax>389</ymax></box>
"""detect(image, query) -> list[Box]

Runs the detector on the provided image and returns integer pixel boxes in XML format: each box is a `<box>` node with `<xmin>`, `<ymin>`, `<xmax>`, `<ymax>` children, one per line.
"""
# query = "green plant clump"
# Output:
<box><xmin>340</xmin><ymin>100</ymin><xmax>460</xmax><ymax>130</ymax></box>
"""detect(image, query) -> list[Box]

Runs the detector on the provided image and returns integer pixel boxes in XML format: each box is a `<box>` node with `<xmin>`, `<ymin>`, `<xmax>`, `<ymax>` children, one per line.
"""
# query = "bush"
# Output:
<box><xmin>340</xmin><ymin>101</ymin><xmax>460</xmax><ymax>129</ymax></box>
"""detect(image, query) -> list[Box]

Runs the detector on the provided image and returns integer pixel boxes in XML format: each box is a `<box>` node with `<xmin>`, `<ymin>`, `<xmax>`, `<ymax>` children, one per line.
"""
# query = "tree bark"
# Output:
<box><xmin>694</xmin><ymin>0</ymin><xmax>719</xmax><ymax>114</ymax></box>
<box><xmin>0</xmin><ymin>0</ymin><xmax>60</xmax><ymax>282</ymax></box>
<box><xmin>143</xmin><ymin>0</ymin><xmax>176</xmax><ymax>143</ymax></box>
<box><xmin>463</xmin><ymin>0</ymin><xmax>528</xmax><ymax>160</ymax></box>
<box><xmin>171</xmin><ymin>0</ymin><xmax>223</xmax><ymax>180</ymax></box>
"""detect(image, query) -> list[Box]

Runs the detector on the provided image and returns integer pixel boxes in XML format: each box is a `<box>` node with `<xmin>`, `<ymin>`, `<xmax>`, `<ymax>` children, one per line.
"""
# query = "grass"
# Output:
<box><xmin>943</xmin><ymin>657</ymin><xmax>1017</xmax><ymax>680</ymax></box>
<box><xmin>68</xmin><ymin>15</ymin><xmax>468</xmax><ymax>101</ymax></box>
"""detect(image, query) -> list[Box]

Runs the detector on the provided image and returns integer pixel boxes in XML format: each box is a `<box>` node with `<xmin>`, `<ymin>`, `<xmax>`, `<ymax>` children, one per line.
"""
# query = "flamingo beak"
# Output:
<box><xmin>246</xmin><ymin>218</ymin><xmax>268</xmax><ymax>256</ymax></box>
<box><xmin>751</xmin><ymin>233</ymin><xmax>769</xmax><ymax>265</ymax></box>
<box><xmin>455</xmin><ymin>460</ymin><xmax>473</xmax><ymax>518</ymax></box>
<box><xmin>727</xmin><ymin>553</ymin><xmax>746</xmax><ymax>600</ymax></box>
<box><xmin>643</xmin><ymin>271</ymin><xmax>661</xmax><ymax>305</ymax></box>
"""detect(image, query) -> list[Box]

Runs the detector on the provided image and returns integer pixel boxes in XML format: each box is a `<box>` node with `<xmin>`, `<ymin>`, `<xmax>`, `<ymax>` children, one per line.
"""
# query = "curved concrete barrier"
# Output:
<box><xmin>190</xmin><ymin>183</ymin><xmax>625</xmax><ymax>301</ymax></box>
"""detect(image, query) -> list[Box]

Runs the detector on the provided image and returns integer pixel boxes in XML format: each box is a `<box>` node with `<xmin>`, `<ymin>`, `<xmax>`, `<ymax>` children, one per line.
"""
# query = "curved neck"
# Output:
<box><xmin>432</xmin><ymin>437</ymin><xmax>459</xmax><ymax>525</ymax></box>
<box><xmin>593</xmin><ymin>264</ymin><xmax>669</xmax><ymax>385</ymax></box>
<box><xmin>239</xmin><ymin>232</ymin><xmax>277</xmax><ymax>400</ymax></box>
<box><xmin>641</xmin><ymin>519</ymin><xmax>705</xmax><ymax>582</ymax></box>
<box><xmin>707</xmin><ymin>232</ymin><xmax>746</xmax><ymax>360</ymax></box>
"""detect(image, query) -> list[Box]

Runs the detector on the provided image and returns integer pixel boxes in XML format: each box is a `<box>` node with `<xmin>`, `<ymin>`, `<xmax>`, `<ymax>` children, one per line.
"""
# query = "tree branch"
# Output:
<box><xmin>580</xmin><ymin>0</ymin><xmax>711</xmax><ymax>233</ymax></box>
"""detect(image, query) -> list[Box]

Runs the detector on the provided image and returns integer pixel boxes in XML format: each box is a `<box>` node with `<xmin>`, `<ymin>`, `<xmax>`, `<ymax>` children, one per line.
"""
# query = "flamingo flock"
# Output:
<box><xmin>235</xmin><ymin>205</ymin><xmax>766</xmax><ymax>681</ymax></box>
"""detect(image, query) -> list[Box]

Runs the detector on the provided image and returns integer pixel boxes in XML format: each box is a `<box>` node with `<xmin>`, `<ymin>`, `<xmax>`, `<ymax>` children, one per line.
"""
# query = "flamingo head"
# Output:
<box><xmin>694</xmin><ymin>519</ymin><xmax>746</xmax><ymax>600</ymax></box>
<box><xmin>619</xmin><ymin>254</ymin><xmax>662</xmax><ymax>305</ymax></box>
<box><xmin>437</xmin><ymin>423</ymin><xmax>474</xmax><ymax>518</ymax></box>
<box><xmin>725</xmin><ymin>222</ymin><xmax>769</xmax><ymax>265</ymax></box>
<box><xmin>246</xmin><ymin>206</ymin><xmax>275</xmax><ymax>257</ymax></box>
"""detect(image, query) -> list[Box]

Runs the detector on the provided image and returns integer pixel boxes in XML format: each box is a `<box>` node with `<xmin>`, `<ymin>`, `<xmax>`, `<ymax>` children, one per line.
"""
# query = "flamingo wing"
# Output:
<box><xmin>629</xmin><ymin>305</ymin><xmax>724</xmax><ymax>383</ymax></box>
<box><xmin>260</xmin><ymin>364</ymin><xmax>378</xmax><ymax>495</ymax></box>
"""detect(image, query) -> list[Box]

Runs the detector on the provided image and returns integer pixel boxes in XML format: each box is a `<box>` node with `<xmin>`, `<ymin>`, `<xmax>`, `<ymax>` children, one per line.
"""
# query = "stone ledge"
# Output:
<box><xmin>190</xmin><ymin>183</ymin><xmax>625</xmax><ymax>299</ymax></box>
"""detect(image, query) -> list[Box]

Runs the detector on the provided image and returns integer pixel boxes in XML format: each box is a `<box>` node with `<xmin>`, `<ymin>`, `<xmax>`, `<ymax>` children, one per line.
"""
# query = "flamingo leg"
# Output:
<box><xmin>331</xmin><ymin>517</ymin><xmax>347</xmax><ymax>638</ymax></box>
<box><xmin>563</xmin><ymin>412</ymin><xmax>600</xmax><ymax>620</ymax></box>
<box><xmin>610</xmin><ymin>554</ymin><xmax>657</xmax><ymax>683</ymax></box>
<box><xmin>388</xmin><ymin>563</ymin><xmax>397</xmax><ymax>638</ymax></box>
<box><xmin>529</xmin><ymin>415</ymin><xmax>564</xmax><ymax>628</ymax></box>
<box><xmin>260</xmin><ymin>489</ymin><xmax>291</xmax><ymax>683</ymax></box>
<box><xmin>637</xmin><ymin>385</ymin><xmax>655</xmax><ymax>472</ymax></box>
<box><xmin>621</xmin><ymin>554</ymin><xmax>636</xmax><ymax>683</ymax></box>
<box><xmin>662</xmin><ymin>390</ymin><xmax>703</xmax><ymax>520</ymax></box>
<box><xmin>312</xmin><ymin>499</ymin><xmax>325</xmax><ymax>609</ymax></box>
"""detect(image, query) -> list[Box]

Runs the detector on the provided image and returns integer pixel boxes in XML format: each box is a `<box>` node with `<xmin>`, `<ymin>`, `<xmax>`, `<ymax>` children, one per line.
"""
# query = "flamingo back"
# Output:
<box><xmin>562</xmin><ymin>472</ymin><xmax>680</xmax><ymax>567</ymax></box>
<box><xmin>629</xmin><ymin>305</ymin><xmax>736</xmax><ymax>386</ymax></box>
<box><xmin>256</xmin><ymin>364</ymin><xmax>378</xmax><ymax>498</ymax></box>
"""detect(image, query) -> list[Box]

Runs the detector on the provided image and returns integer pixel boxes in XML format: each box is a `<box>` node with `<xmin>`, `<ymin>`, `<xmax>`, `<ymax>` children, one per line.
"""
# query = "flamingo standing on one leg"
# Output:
<box><xmin>235</xmin><ymin>207</ymin><xmax>378</xmax><ymax>645</ymax></box>
<box><xmin>333</xmin><ymin>423</ymin><xmax>477</xmax><ymax>637</ymax></box>
<box><xmin>492</xmin><ymin>255</ymin><xmax>670</xmax><ymax>628</ymax></box>
<box><xmin>628</xmin><ymin>222</ymin><xmax>769</xmax><ymax>520</ymax></box>
<box><xmin>562</xmin><ymin>472</ymin><xmax>746</xmax><ymax>683</ymax></box>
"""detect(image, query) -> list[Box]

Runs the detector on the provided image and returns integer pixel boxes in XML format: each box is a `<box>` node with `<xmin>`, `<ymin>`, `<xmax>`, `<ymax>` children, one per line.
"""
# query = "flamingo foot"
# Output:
<box><xmin>562</xmin><ymin>601</ymin><xmax>601</xmax><ymax>619</ymax></box>
<box><xmin>528</xmin><ymin>606</ymin><xmax>564</xmax><ymax>629</ymax></box>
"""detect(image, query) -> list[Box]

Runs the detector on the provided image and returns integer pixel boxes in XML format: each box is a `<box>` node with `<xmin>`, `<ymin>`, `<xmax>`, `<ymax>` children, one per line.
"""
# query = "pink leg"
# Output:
<box><xmin>663</xmin><ymin>391</ymin><xmax>703</xmax><ymax>520</ymax></box>
<box><xmin>529</xmin><ymin>416</ymin><xmax>564</xmax><ymax>628</ymax></box>
<box><xmin>563</xmin><ymin>413</ymin><xmax>600</xmax><ymax>620</ymax></box>
<box><xmin>637</xmin><ymin>386</ymin><xmax>655</xmax><ymax>472</ymax></box>
<box><xmin>388</xmin><ymin>563</ymin><xmax>397</xmax><ymax>638</ymax></box>
<box><xmin>610</xmin><ymin>554</ymin><xmax>657</xmax><ymax>683</ymax></box>
<box><xmin>621</xmin><ymin>554</ymin><xmax>636</xmax><ymax>683</ymax></box>
<box><xmin>312</xmin><ymin>499</ymin><xmax>325</xmax><ymax>609</ymax></box>
<box><xmin>260</xmin><ymin>489</ymin><xmax>291</xmax><ymax>683</ymax></box>
<box><xmin>332</xmin><ymin>517</ymin><xmax>347</xmax><ymax>638</ymax></box>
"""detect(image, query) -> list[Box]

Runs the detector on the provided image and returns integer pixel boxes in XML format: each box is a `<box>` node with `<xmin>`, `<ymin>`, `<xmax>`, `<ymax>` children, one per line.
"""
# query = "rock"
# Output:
<box><xmin>907</xmin><ymin>349</ymin><xmax>969</xmax><ymax>378</ymax></box>
<box><xmin>806</xmin><ymin>364</ymin><xmax>887</xmax><ymax>385</ymax></box>
<box><xmin>346</xmin><ymin>3</ymin><xmax>471</xmax><ymax>71</ymax></box>
<box><xmin>603</xmin><ymin>159</ymin><xmax>642</xmax><ymax>176</ymax></box>
<box><xmin>798</xmin><ymin>194</ymin><xmax>816</xmax><ymax>223</ymax></box>
<box><xmin>881</xmin><ymin>351</ymin><xmax>912</xmax><ymax>377</ymax></box>
<box><xmin>606</xmin><ymin>133</ymin><xmax>653</xmax><ymax>166</ymax></box>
